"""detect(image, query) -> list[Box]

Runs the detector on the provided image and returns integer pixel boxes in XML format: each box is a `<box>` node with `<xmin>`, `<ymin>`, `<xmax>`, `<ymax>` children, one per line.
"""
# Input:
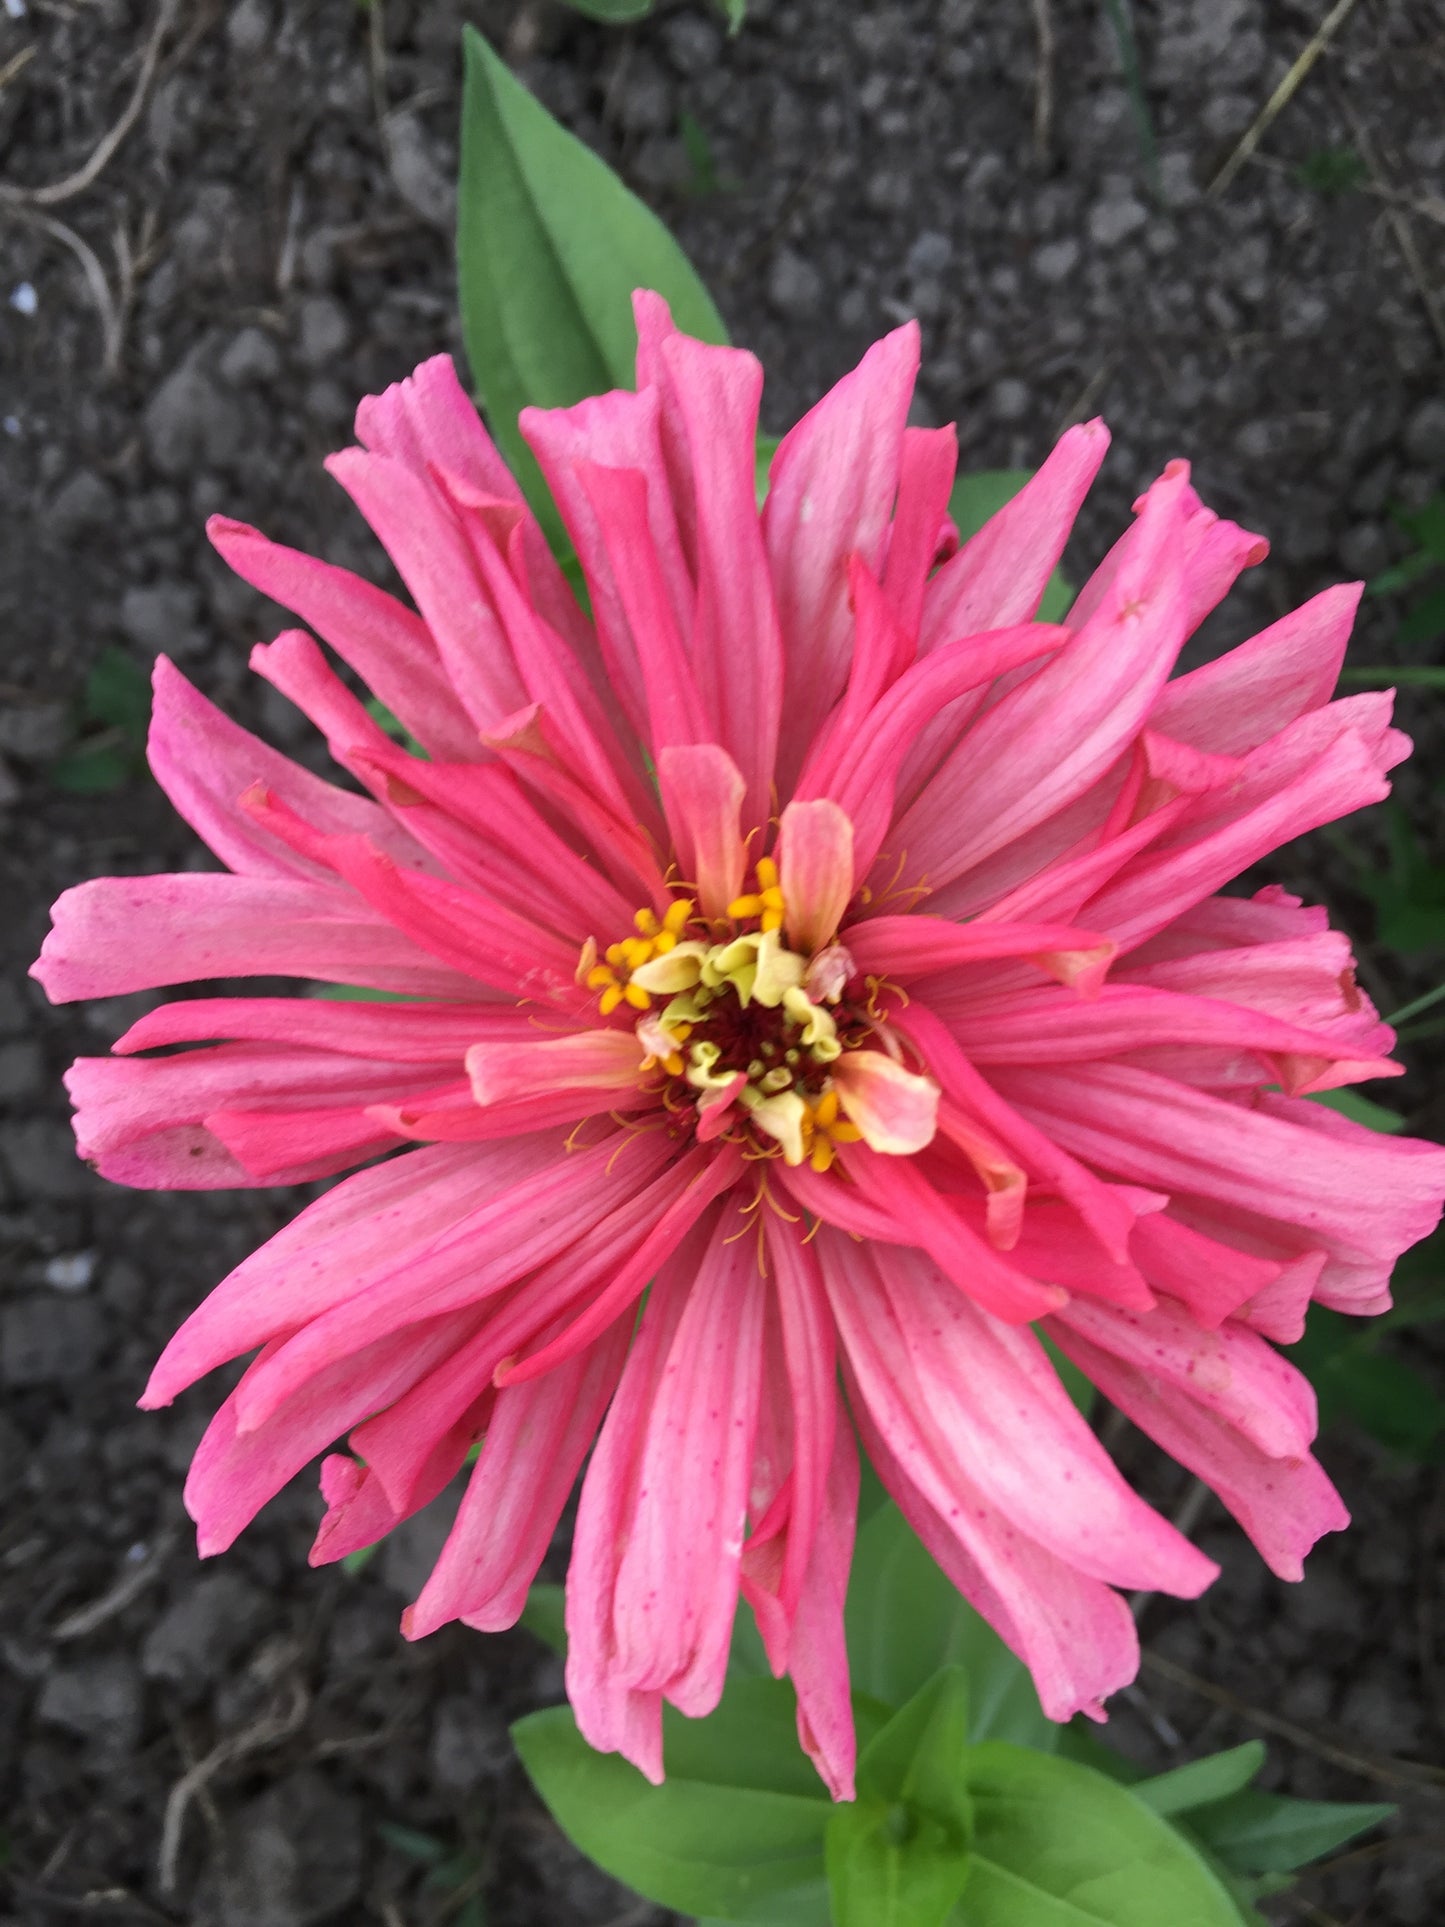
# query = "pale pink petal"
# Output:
<box><xmin>466</xmin><ymin>1030</ymin><xmax>643</xmax><ymax>1106</ymax></box>
<box><xmin>657</xmin><ymin>742</ymin><xmax>748</xmax><ymax>917</ymax></box>
<box><xmin>831</xmin><ymin>1050</ymin><xmax>939</xmax><ymax>1155</ymax></box>
<box><xmin>776</xmin><ymin>801</ymin><xmax>855</xmax><ymax>956</ymax></box>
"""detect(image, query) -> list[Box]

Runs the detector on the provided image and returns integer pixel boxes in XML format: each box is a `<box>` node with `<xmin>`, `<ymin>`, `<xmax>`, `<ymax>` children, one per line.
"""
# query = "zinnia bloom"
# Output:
<box><xmin>35</xmin><ymin>297</ymin><xmax>1445</xmax><ymax>1800</ymax></box>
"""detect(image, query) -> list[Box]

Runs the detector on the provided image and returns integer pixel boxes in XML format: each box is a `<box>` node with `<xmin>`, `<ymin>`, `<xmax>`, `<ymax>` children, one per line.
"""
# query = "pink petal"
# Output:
<box><xmin>325</xmin><ymin>446</ymin><xmax>529</xmax><ymax>734</ymax></box>
<box><xmin>33</xmin><ymin>874</ymin><xmax>485</xmax><ymax>1005</ymax></box>
<box><xmin>783</xmin><ymin>1148</ymin><xmax>1065</xmax><ymax>1324</ymax></box>
<box><xmin>1046</xmin><ymin>1319</ymin><xmax>1348</xmax><ymax>1581</ymax></box>
<box><xmin>565</xmin><ymin>1213</ymin><xmax>716</xmax><ymax>1781</ymax></box>
<box><xmin>207</xmin><ymin>516</ymin><xmax>481</xmax><ymax>764</ymax></box>
<box><xmin>784</xmin><ymin>1400</ymin><xmax>859</xmax><ymax>1801</ymax></box>
<box><xmin>776</xmin><ymin>799</ymin><xmax>856</xmax><ymax>956</ymax></box>
<box><xmin>608</xmin><ymin>1211</ymin><xmax>767</xmax><ymax>1716</ymax></box>
<box><xmin>1149</xmin><ymin>583</ymin><xmax>1362</xmax><ymax>756</ymax></box>
<box><xmin>764</xmin><ymin>323</ymin><xmax>920</xmax><ymax>779</ymax></box>
<box><xmin>844</xmin><ymin>913</ymin><xmax>1115</xmax><ymax>996</ymax></box>
<box><xmin>138</xmin><ymin>1130</ymin><xmax>635</xmax><ymax>1407</ymax></box>
<box><xmin>186</xmin><ymin>1310</ymin><xmax>477</xmax><ymax>1555</ymax></box>
<box><xmin>228</xmin><ymin>1126</ymin><xmax>676</xmax><ymax>1434</ymax></box>
<box><xmin>995</xmin><ymin>1061</ymin><xmax>1445</xmax><ymax>1314</ymax></box>
<box><xmin>148</xmin><ymin>656</ymin><xmax>421</xmax><ymax>881</ymax></box>
<box><xmin>920</xmin><ymin>419</ymin><xmax>1110</xmax><ymax>648</ymax></box>
<box><xmin>896</xmin><ymin>461</ymin><xmax>1193</xmax><ymax>893</ymax></box>
<box><xmin>882</xmin><ymin>424</ymin><xmax>960</xmax><ymax>645</ymax></box>
<box><xmin>657</xmin><ymin>331</ymin><xmax>783</xmax><ymax>837</ymax></box>
<box><xmin>827</xmin><ymin>1237</ymin><xmax>1216</xmax><ymax>1595</ymax></box>
<box><xmin>406</xmin><ymin>1320</ymin><xmax>632</xmax><ymax>1637</ymax></box>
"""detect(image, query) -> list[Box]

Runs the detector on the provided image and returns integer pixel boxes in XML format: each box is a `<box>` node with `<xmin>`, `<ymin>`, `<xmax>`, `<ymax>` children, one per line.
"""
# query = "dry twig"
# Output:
<box><xmin>6</xmin><ymin>205</ymin><xmax>123</xmax><ymax>369</ymax></box>
<box><xmin>51</xmin><ymin>1528</ymin><xmax>177</xmax><ymax>1642</ymax></box>
<box><xmin>157</xmin><ymin>1675</ymin><xmax>310</xmax><ymax>1892</ymax></box>
<box><xmin>0</xmin><ymin>0</ymin><xmax>181</xmax><ymax>208</ymax></box>
<box><xmin>1029</xmin><ymin>0</ymin><xmax>1055</xmax><ymax>163</ymax></box>
<box><xmin>1142</xmin><ymin>1650</ymin><xmax>1445</xmax><ymax>1793</ymax></box>
<box><xmin>1208</xmin><ymin>0</ymin><xmax>1362</xmax><ymax>199</ymax></box>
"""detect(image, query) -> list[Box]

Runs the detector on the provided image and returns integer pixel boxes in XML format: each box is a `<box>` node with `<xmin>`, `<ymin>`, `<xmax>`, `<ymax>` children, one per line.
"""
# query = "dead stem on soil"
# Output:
<box><xmin>1029</xmin><ymin>0</ymin><xmax>1055</xmax><ymax>165</ymax></box>
<box><xmin>1142</xmin><ymin>1650</ymin><xmax>1445</xmax><ymax>1794</ymax></box>
<box><xmin>1333</xmin><ymin>88</ymin><xmax>1445</xmax><ymax>359</ymax></box>
<box><xmin>50</xmin><ymin>1527</ymin><xmax>177</xmax><ymax>1642</ymax></box>
<box><xmin>0</xmin><ymin>0</ymin><xmax>181</xmax><ymax>208</ymax></box>
<box><xmin>157</xmin><ymin>1674</ymin><xmax>310</xmax><ymax>1893</ymax></box>
<box><xmin>1208</xmin><ymin>0</ymin><xmax>1363</xmax><ymax>199</ymax></box>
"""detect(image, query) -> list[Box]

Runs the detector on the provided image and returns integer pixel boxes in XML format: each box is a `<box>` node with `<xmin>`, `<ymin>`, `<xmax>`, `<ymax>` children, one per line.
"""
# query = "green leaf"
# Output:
<box><xmin>1307</xmin><ymin>1088</ymin><xmax>1405</xmax><ymax>1133</ymax></box>
<box><xmin>458</xmin><ymin>26</ymin><xmax>727</xmax><ymax>540</ymax></box>
<box><xmin>1397</xmin><ymin>585</ymin><xmax>1445</xmax><ymax>649</ymax></box>
<box><xmin>560</xmin><ymin>0</ymin><xmax>655</xmax><ymax>19</ymax></box>
<box><xmin>947</xmin><ymin>471</ymin><xmax>1072</xmax><ymax>622</ymax></box>
<box><xmin>1339</xmin><ymin>663</ymin><xmax>1445</xmax><ymax>687</ymax></box>
<box><xmin>1130</xmin><ymin>1743</ymin><xmax>1266</xmax><ymax>1819</ymax></box>
<box><xmin>845</xmin><ymin>1501</ymin><xmax>1055</xmax><ymax>1749</ymax></box>
<box><xmin>826</xmin><ymin>1800</ymin><xmax>971</xmax><ymax>1927</ymax></box>
<box><xmin>50</xmin><ymin>645</ymin><xmax>152</xmax><ymax>793</ymax></box>
<box><xmin>826</xmin><ymin>1670</ymin><xmax>974</xmax><ymax>1927</ymax></box>
<box><xmin>718</xmin><ymin>0</ymin><xmax>747</xmax><ymax>30</ymax></box>
<box><xmin>512</xmin><ymin>1681</ymin><xmax>832</xmax><ymax>1924</ymax></box>
<box><xmin>519</xmin><ymin>1579</ymin><xmax>567</xmax><ymax>1655</ymax></box>
<box><xmin>962</xmin><ymin>1743</ymin><xmax>1245</xmax><ymax>1925</ymax></box>
<box><xmin>1188</xmin><ymin>1788</ymin><xmax>1394</xmax><ymax>1876</ymax></box>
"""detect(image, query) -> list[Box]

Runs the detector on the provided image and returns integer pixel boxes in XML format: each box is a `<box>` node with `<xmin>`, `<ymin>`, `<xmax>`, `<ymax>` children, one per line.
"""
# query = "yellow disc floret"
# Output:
<box><xmin>585</xmin><ymin>897</ymin><xmax>695</xmax><ymax>1014</ymax></box>
<box><xmin>727</xmin><ymin>855</ymin><xmax>786</xmax><ymax>933</ymax></box>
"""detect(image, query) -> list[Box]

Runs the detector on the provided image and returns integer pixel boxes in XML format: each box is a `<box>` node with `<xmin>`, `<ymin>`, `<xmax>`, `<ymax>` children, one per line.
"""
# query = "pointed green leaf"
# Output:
<box><xmin>962</xmin><ymin>1743</ymin><xmax>1245</xmax><ymax>1925</ymax></box>
<box><xmin>845</xmin><ymin>1500</ymin><xmax>1055</xmax><ymax>1748</ymax></box>
<box><xmin>826</xmin><ymin>1798</ymin><xmax>971</xmax><ymax>1927</ymax></box>
<box><xmin>458</xmin><ymin>26</ymin><xmax>726</xmax><ymax>539</ymax></box>
<box><xmin>1188</xmin><ymin>1788</ymin><xmax>1395</xmax><ymax>1876</ymax></box>
<box><xmin>512</xmin><ymin>1681</ymin><xmax>831</xmax><ymax>1924</ymax></box>
<box><xmin>826</xmin><ymin>1670</ymin><xmax>974</xmax><ymax>1927</ymax></box>
<box><xmin>1131</xmin><ymin>1743</ymin><xmax>1266</xmax><ymax>1818</ymax></box>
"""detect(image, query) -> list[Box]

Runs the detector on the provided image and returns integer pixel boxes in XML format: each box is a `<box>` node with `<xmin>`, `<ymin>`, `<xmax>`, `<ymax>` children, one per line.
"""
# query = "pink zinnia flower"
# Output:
<box><xmin>35</xmin><ymin>297</ymin><xmax>1445</xmax><ymax>1800</ymax></box>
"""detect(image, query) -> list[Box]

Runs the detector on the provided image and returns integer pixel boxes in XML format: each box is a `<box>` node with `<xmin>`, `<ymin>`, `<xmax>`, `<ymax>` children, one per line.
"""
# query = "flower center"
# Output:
<box><xmin>582</xmin><ymin>860</ymin><xmax>867</xmax><ymax>1171</ymax></box>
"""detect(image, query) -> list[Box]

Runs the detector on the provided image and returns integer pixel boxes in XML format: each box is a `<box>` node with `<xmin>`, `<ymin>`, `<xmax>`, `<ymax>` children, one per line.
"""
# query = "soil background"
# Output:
<box><xmin>1</xmin><ymin>1</ymin><xmax>1443</xmax><ymax>1923</ymax></box>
